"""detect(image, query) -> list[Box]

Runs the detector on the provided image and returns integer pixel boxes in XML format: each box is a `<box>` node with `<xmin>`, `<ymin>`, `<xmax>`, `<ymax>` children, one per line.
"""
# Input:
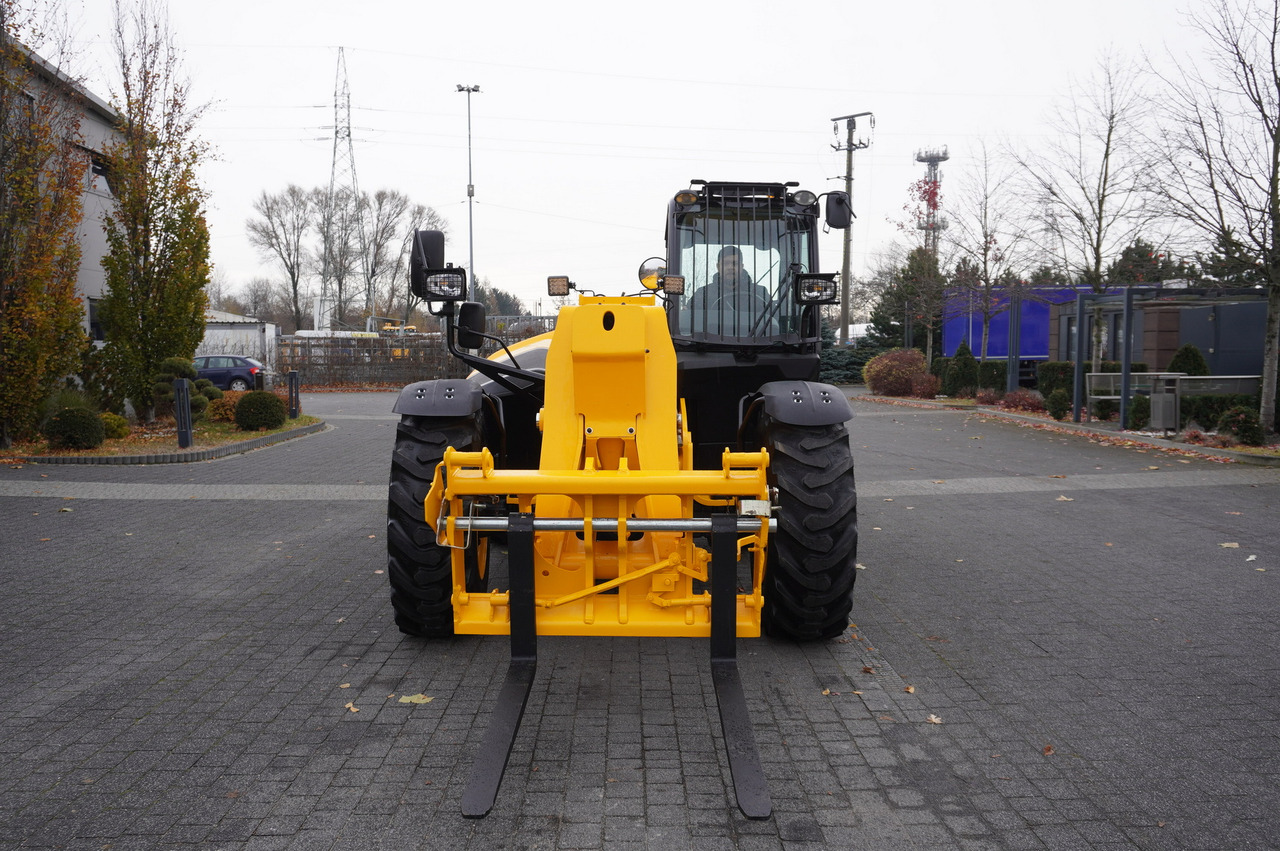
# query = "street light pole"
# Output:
<box><xmin>457</xmin><ymin>84</ymin><xmax>480</xmax><ymax>302</ymax></box>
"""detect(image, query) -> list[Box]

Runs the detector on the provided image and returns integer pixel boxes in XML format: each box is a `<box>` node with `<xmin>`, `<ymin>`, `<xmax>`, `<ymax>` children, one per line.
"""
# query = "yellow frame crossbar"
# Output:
<box><xmin>424</xmin><ymin>447</ymin><xmax>771</xmax><ymax>637</ymax></box>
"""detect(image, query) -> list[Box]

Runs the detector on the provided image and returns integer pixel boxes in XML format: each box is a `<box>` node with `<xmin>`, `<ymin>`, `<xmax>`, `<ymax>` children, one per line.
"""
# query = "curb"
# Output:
<box><xmin>847</xmin><ymin>393</ymin><xmax>1280</xmax><ymax>468</ymax></box>
<box><xmin>18</xmin><ymin>421</ymin><xmax>328</xmax><ymax>466</ymax></box>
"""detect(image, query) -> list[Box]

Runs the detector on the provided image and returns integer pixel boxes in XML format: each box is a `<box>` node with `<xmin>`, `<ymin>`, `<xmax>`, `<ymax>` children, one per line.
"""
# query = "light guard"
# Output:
<box><xmin>412</xmin><ymin>268</ymin><xmax>467</xmax><ymax>301</ymax></box>
<box><xmin>794</xmin><ymin>273</ymin><xmax>838</xmax><ymax>304</ymax></box>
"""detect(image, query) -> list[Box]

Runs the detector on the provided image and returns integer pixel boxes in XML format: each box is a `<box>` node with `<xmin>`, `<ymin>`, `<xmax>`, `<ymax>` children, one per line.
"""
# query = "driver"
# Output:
<box><xmin>692</xmin><ymin>246</ymin><xmax>768</xmax><ymax>311</ymax></box>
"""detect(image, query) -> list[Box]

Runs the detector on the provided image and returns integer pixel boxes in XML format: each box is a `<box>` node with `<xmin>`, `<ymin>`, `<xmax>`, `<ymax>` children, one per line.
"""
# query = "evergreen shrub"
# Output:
<box><xmin>235</xmin><ymin>390</ymin><xmax>286</xmax><ymax>431</ymax></box>
<box><xmin>1126</xmin><ymin>395</ymin><xmax>1150</xmax><ymax>430</ymax></box>
<box><xmin>978</xmin><ymin>361</ymin><xmax>1007</xmax><ymax>391</ymax></box>
<box><xmin>1046</xmin><ymin>388</ymin><xmax>1071</xmax><ymax>421</ymax></box>
<box><xmin>99</xmin><ymin>412</ymin><xmax>130</xmax><ymax>439</ymax></box>
<box><xmin>1217</xmin><ymin>406</ymin><xmax>1265</xmax><ymax>446</ymax></box>
<box><xmin>42</xmin><ymin>407</ymin><xmax>105</xmax><ymax>449</ymax></box>
<box><xmin>944</xmin><ymin>342</ymin><xmax>979</xmax><ymax>397</ymax></box>
<box><xmin>1167</xmin><ymin>343</ymin><xmax>1210</xmax><ymax>376</ymax></box>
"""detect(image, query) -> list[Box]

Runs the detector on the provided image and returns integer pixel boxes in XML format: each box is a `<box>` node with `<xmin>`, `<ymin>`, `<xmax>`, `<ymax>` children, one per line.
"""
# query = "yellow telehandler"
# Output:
<box><xmin>387</xmin><ymin>181</ymin><xmax>858</xmax><ymax>818</ymax></box>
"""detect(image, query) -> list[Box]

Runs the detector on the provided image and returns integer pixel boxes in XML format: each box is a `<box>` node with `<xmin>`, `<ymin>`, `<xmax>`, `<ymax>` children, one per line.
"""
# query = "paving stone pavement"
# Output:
<box><xmin>1</xmin><ymin>391</ymin><xmax>1277</xmax><ymax>849</ymax></box>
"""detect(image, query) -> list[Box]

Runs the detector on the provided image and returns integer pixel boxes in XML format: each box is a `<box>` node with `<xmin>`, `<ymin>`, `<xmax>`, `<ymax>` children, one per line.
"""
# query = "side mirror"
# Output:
<box><xmin>457</xmin><ymin>301</ymin><xmax>486</xmax><ymax>349</ymax></box>
<box><xmin>825</xmin><ymin>192</ymin><xmax>853</xmax><ymax>230</ymax></box>
<box><xmin>410</xmin><ymin>230</ymin><xmax>467</xmax><ymax>300</ymax></box>
<box><xmin>638</xmin><ymin>257</ymin><xmax>666</xmax><ymax>290</ymax></box>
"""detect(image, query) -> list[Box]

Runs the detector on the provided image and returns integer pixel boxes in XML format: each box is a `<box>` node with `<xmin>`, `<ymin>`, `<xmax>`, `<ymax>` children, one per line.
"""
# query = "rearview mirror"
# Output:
<box><xmin>825</xmin><ymin>192</ymin><xmax>853</xmax><ymax>230</ymax></box>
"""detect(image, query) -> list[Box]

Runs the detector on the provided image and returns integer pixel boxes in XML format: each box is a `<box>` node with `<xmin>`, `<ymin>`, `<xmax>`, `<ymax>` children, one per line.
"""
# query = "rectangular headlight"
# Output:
<box><xmin>795</xmin><ymin>273</ymin><xmax>838</xmax><ymax>304</ymax></box>
<box><xmin>547</xmin><ymin>276</ymin><xmax>570</xmax><ymax>296</ymax></box>
<box><xmin>421</xmin><ymin>271</ymin><xmax>467</xmax><ymax>300</ymax></box>
<box><xmin>662</xmin><ymin>275</ymin><xmax>685</xmax><ymax>295</ymax></box>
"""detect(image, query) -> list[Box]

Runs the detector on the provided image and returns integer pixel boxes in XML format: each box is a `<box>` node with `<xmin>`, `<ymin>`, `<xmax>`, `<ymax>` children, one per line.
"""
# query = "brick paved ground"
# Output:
<box><xmin>1</xmin><ymin>392</ymin><xmax>1277</xmax><ymax>849</ymax></box>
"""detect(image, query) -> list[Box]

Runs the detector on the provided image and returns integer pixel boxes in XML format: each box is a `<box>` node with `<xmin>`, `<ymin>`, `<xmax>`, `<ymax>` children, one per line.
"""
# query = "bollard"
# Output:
<box><xmin>288</xmin><ymin>370</ymin><xmax>300</xmax><ymax>418</ymax></box>
<box><xmin>174</xmin><ymin>378</ymin><xmax>193</xmax><ymax>449</ymax></box>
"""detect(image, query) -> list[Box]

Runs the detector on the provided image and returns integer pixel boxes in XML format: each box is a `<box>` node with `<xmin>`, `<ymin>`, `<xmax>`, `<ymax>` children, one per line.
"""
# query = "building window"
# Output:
<box><xmin>88</xmin><ymin>298</ymin><xmax>104</xmax><ymax>341</ymax></box>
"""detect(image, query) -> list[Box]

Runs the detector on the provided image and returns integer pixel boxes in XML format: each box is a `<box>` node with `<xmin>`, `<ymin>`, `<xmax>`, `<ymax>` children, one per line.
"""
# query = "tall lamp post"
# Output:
<box><xmin>457</xmin><ymin>84</ymin><xmax>480</xmax><ymax>302</ymax></box>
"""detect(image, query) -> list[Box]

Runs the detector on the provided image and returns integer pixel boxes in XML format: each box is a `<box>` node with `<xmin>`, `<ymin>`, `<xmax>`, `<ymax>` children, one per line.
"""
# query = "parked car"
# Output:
<box><xmin>193</xmin><ymin>356</ymin><xmax>272</xmax><ymax>391</ymax></box>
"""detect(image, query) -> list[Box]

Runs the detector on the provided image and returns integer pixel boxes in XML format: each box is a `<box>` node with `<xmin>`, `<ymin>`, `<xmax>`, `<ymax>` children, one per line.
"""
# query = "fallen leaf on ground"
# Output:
<box><xmin>1042</xmin><ymin>745</ymin><xmax>1055</xmax><ymax>756</ymax></box>
<box><xmin>904</xmin><ymin>685</ymin><xmax>915</xmax><ymax>694</ymax></box>
<box><xmin>1056</xmin><ymin>495</ymin><xmax>1074</xmax><ymax>502</ymax></box>
<box><xmin>862</xmin><ymin>666</ymin><xmax>876</xmax><ymax>674</ymax></box>
<box><xmin>1219</xmin><ymin>542</ymin><xmax>1240</xmax><ymax>548</ymax></box>
<box><xmin>399</xmin><ymin>694</ymin><xmax>434</xmax><ymax>704</ymax></box>
<box><xmin>339</xmin><ymin>683</ymin><xmax>350</xmax><ymax>689</ymax></box>
<box><xmin>926</xmin><ymin>714</ymin><xmax>942</xmax><ymax>724</ymax></box>
<box><xmin>1246</xmin><ymin>555</ymin><xmax>1257</xmax><ymax>562</ymax></box>
<box><xmin>344</xmin><ymin>702</ymin><xmax>359</xmax><ymax>713</ymax></box>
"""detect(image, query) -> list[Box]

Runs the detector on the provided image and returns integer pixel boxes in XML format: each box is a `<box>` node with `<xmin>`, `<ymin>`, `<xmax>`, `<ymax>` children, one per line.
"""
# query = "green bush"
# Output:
<box><xmin>195</xmin><ymin>378</ymin><xmax>223</xmax><ymax>400</ymax></box>
<box><xmin>1167</xmin><ymin>343</ymin><xmax>1210</xmax><ymax>376</ymax></box>
<box><xmin>944</xmin><ymin>342</ymin><xmax>979</xmax><ymax>397</ymax></box>
<box><xmin>819</xmin><ymin>345</ymin><xmax>884</xmax><ymax>384</ymax></box>
<box><xmin>99</xmin><ymin>411</ymin><xmax>130</xmax><ymax>439</ymax></box>
<box><xmin>1037</xmin><ymin>362</ymin><xmax>1075</xmax><ymax>399</ymax></box>
<box><xmin>235</xmin><ymin>390</ymin><xmax>287</xmax><ymax>431</ymax></box>
<box><xmin>862</xmin><ymin>348</ymin><xmax>928</xmax><ymax>397</ymax></box>
<box><xmin>978</xmin><ymin>361</ymin><xmax>1007</xmax><ymax>391</ymax></box>
<box><xmin>1182</xmin><ymin>393</ymin><xmax>1259</xmax><ymax>430</ymax></box>
<box><xmin>152</xmin><ymin>358</ymin><xmax>210</xmax><ymax>421</ymax></box>
<box><xmin>1217</xmin><ymin>405</ymin><xmax>1265</xmax><ymax>446</ymax></box>
<box><xmin>930</xmin><ymin>356</ymin><xmax>951</xmax><ymax>381</ymax></box>
<box><xmin>1046</xmin><ymin>388</ymin><xmax>1071</xmax><ymax>421</ymax></box>
<box><xmin>1126</xmin><ymin>395</ymin><xmax>1150</xmax><ymax>430</ymax></box>
<box><xmin>42</xmin><ymin>407</ymin><xmax>105</xmax><ymax>449</ymax></box>
<box><xmin>1093</xmin><ymin>399</ymin><xmax>1119</xmax><ymax>421</ymax></box>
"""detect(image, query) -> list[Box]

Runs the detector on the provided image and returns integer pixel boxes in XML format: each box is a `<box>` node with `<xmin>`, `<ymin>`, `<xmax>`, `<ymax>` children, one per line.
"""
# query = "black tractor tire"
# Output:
<box><xmin>761</xmin><ymin>421</ymin><xmax>858</xmax><ymax>641</ymax></box>
<box><xmin>387</xmin><ymin>415</ymin><xmax>488</xmax><ymax>638</ymax></box>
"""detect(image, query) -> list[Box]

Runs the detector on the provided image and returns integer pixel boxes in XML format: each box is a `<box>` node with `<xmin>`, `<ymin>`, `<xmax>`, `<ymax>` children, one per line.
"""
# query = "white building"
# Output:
<box><xmin>14</xmin><ymin>43</ymin><xmax>123</xmax><ymax>341</ymax></box>
<box><xmin>198</xmin><ymin>309</ymin><xmax>278</xmax><ymax>364</ymax></box>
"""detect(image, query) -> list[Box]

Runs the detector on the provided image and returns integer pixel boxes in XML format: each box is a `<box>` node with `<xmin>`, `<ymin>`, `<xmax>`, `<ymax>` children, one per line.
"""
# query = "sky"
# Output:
<box><xmin>55</xmin><ymin>0</ymin><xmax>1202</xmax><ymax>317</ymax></box>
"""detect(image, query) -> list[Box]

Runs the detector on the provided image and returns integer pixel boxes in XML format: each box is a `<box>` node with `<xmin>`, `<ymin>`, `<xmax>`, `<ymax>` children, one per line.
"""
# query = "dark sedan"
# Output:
<box><xmin>193</xmin><ymin>356</ymin><xmax>272</xmax><ymax>391</ymax></box>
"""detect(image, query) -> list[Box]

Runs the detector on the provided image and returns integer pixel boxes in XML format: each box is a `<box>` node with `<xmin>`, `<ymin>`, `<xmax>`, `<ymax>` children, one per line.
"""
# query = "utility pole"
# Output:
<box><xmin>457</xmin><ymin>85</ymin><xmax>481</xmax><ymax>302</ymax></box>
<box><xmin>831</xmin><ymin>112</ymin><xmax>873</xmax><ymax>346</ymax></box>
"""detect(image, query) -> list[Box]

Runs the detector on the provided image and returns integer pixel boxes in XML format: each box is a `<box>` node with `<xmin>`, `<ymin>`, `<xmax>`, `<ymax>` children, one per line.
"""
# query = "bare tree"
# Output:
<box><xmin>246</xmin><ymin>184</ymin><xmax>311</xmax><ymax>330</ymax></box>
<box><xmin>1013</xmin><ymin>52</ymin><xmax>1154</xmax><ymax>369</ymax></box>
<box><xmin>314</xmin><ymin>185</ymin><xmax>362</xmax><ymax>328</ymax></box>
<box><xmin>1148</xmin><ymin>0</ymin><xmax>1280</xmax><ymax>432</ymax></box>
<box><xmin>946</xmin><ymin>143</ymin><xmax>1035</xmax><ymax>360</ymax></box>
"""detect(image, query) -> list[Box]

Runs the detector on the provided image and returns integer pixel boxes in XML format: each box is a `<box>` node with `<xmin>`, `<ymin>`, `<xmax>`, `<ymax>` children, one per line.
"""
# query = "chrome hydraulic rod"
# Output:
<box><xmin>447</xmin><ymin>516</ymin><xmax>775</xmax><ymax>533</ymax></box>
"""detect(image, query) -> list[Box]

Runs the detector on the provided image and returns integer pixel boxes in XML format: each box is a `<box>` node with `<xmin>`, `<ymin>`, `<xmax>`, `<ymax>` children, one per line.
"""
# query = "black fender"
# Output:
<box><xmin>392</xmin><ymin>378</ymin><xmax>484</xmax><ymax>418</ymax></box>
<box><xmin>750</xmin><ymin>380</ymin><xmax>853</xmax><ymax>428</ymax></box>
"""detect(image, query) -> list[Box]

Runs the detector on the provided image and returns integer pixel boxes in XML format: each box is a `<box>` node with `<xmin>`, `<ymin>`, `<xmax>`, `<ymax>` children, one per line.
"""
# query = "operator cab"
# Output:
<box><xmin>664</xmin><ymin>181</ymin><xmax>848</xmax><ymax>348</ymax></box>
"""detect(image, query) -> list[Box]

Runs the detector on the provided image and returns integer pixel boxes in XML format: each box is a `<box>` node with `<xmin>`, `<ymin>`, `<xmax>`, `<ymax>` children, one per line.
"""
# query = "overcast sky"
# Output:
<box><xmin>59</xmin><ymin>0</ymin><xmax>1200</xmax><ymax>315</ymax></box>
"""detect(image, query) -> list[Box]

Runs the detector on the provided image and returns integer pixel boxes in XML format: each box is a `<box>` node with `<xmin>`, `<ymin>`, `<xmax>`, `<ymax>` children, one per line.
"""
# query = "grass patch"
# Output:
<box><xmin>4</xmin><ymin>414</ymin><xmax>322</xmax><ymax>460</ymax></box>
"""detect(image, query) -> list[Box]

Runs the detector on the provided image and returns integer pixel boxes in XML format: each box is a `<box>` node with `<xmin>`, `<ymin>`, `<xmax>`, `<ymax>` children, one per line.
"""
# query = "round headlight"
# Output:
<box><xmin>793</xmin><ymin>190</ymin><xmax>817</xmax><ymax>206</ymax></box>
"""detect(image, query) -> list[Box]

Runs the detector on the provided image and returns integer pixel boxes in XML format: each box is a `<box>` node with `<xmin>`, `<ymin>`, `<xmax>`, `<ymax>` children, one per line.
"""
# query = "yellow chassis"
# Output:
<box><xmin>422</xmin><ymin>295</ymin><xmax>773</xmax><ymax>638</ymax></box>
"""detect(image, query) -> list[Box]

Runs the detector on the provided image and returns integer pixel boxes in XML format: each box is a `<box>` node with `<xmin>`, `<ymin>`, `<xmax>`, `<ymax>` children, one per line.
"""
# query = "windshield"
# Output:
<box><xmin>670</xmin><ymin>208</ymin><xmax>812</xmax><ymax>342</ymax></box>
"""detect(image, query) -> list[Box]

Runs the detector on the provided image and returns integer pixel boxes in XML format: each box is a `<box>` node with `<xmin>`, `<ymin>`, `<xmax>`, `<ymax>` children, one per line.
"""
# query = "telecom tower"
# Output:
<box><xmin>317</xmin><ymin>47</ymin><xmax>364</xmax><ymax>330</ymax></box>
<box><xmin>914</xmin><ymin>146</ymin><xmax>949</xmax><ymax>254</ymax></box>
